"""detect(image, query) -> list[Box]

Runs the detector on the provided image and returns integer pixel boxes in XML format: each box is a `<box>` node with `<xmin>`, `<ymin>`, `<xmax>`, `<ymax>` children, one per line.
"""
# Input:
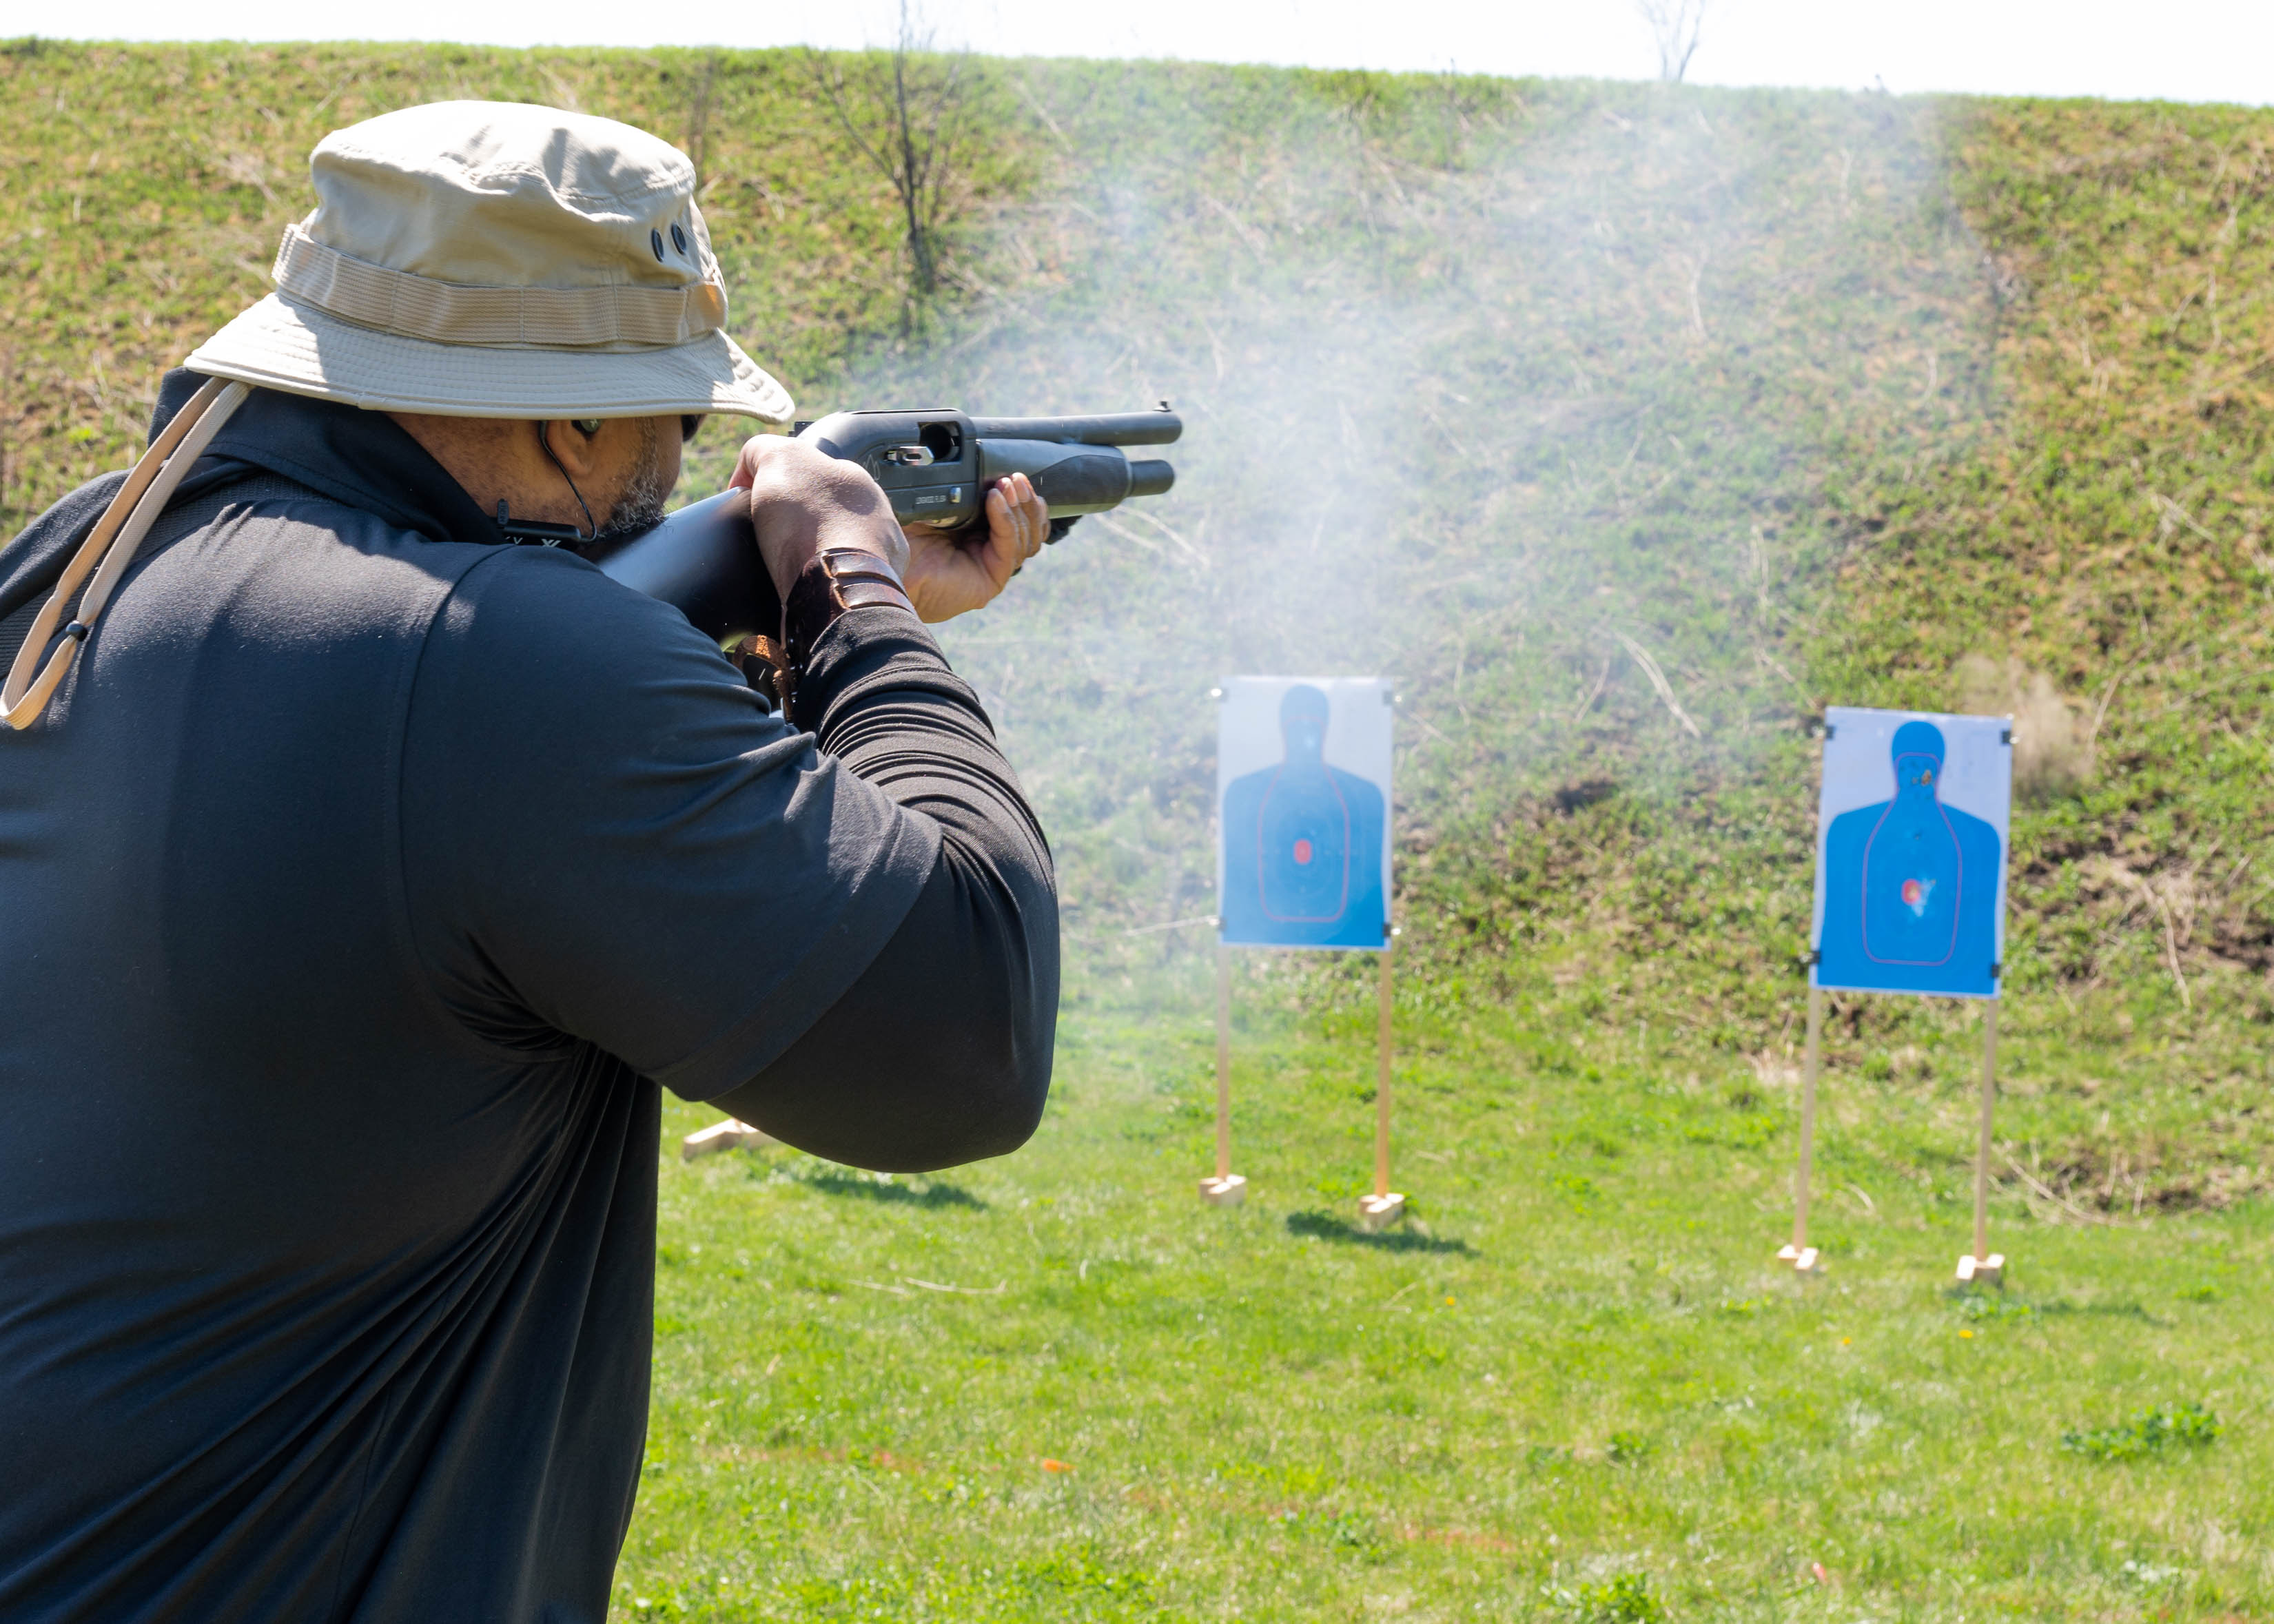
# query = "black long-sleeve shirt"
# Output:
<box><xmin>0</xmin><ymin>376</ymin><xmax>1056</xmax><ymax>1623</ymax></box>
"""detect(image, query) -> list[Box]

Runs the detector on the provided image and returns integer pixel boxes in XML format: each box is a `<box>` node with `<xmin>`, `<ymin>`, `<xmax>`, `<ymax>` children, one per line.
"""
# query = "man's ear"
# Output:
<box><xmin>538</xmin><ymin>420</ymin><xmax>606</xmax><ymax>480</ymax></box>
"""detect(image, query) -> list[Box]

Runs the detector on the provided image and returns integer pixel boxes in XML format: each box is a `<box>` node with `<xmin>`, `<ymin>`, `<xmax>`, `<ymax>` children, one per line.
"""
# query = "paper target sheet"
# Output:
<box><xmin>1811</xmin><ymin>706</ymin><xmax>2012</xmax><ymax>999</ymax></box>
<box><xmin>1216</xmin><ymin>677</ymin><xmax>1393</xmax><ymax>951</ymax></box>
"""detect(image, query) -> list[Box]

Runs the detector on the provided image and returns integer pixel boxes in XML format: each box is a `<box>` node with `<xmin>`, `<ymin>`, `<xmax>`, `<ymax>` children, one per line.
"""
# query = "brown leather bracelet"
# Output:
<box><xmin>764</xmin><ymin>547</ymin><xmax>914</xmax><ymax>717</ymax></box>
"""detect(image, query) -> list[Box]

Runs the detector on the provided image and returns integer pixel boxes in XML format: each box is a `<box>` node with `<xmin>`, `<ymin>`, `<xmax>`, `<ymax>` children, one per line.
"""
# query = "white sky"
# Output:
<box><xmin>26</xmin><ymin>1</ymin><xmax>2274</xmax><ymax>106</ymax></box>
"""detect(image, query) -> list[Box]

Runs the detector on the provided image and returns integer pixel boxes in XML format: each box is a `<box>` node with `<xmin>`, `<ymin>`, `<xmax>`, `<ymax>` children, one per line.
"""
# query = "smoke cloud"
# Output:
<box><xmin>819</xmin><ymin>67</ymin><xmax>2000</xmax><ymax>999</ymax></box>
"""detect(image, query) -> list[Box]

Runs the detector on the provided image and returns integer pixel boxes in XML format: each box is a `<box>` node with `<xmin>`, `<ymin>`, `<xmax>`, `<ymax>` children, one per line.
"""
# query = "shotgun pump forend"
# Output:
<box><xmin>586</xmin><ymin>404</ymin><xmax>1182</xmax><ymax>649</ymax></box>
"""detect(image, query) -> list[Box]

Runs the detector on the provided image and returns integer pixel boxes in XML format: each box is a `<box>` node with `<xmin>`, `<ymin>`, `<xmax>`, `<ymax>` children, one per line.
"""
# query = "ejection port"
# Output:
<box><xmin>919</xmin><ymin>420</ymin><xmax>965</xmax><ymax>463</ymax></box>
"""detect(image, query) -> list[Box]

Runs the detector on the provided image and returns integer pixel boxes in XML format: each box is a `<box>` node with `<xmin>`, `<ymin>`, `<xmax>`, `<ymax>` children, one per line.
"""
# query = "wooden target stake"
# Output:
<box><xmin>1957</xmin><ymin>1002</ymin><xmax>2005</xmax><ymax>1284</ymax></box>
<box><xmin>1777</xmin><ymin>985</ymin><xmax>1825</xmax><ymax>1273</ymax></box>
<box><xmin>1200</xmin><ymin>942</ymin><xmax>1246</xmax><ymax>1206</ymax></box>
<box><xmin>1358</xmin><ymin>942</ymin><xmax>1405</xmax><ymax>1231</ymax></box>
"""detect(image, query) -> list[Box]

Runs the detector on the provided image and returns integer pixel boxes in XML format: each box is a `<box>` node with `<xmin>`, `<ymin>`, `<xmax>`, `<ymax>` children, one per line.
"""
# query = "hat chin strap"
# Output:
<box><xmin>2</xmin><ymin>377</ymin><xmax>250</xmax><ymax>732</ymax></box>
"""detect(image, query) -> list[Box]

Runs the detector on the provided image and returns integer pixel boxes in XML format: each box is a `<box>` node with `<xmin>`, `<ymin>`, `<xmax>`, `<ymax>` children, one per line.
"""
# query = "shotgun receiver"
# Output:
<box><xmin>586</xmin><ymin>405</ymin><xmax>1181</xmax><ymax>646</ymax></box>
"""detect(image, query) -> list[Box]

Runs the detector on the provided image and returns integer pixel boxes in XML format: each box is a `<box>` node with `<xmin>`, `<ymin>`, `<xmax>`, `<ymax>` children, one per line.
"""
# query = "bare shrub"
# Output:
<box><xmin>806</xmin><ymin>1</ymin><xmax>976</xmax><ymax>306</ymax></box>
<box><xmin>1636</xmin><ymin>0</ymin><xmax>1709</xmax><ymax>83</ymax></box>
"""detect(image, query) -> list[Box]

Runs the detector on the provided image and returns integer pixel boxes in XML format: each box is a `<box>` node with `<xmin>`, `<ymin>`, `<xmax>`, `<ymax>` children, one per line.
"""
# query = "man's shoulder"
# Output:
<box><xmin>202</xmin><ymin>472</ymin><xmax>473</xmax><ymax>560</ymax></box>
<box><xmin>201</xmin><ymin>484</ymin><xmax>700</xmax><ymax>660</ymax></box>
<box><xmin>411</xmin><ymin>539</ymin><xmax>759</xmax><ymax>741</ymax></box>
<box><xmin>0</xmin><ymin>471</ymin><xmax>130</xmax><ymax>616</ymax></box>
<box><xmin>438</xmin><ymin>539</ymin><xmax>721</xmax><ymax>656</ymax></box>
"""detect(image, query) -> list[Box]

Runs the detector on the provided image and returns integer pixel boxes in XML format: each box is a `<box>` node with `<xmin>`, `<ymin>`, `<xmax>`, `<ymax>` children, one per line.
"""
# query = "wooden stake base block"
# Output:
<box><xmin>1955</xmin><ymin>1253</ymin><xmax>2006</xmax><ymax>1286</ymax></box>
<box><xmin>1776</xmin><ymin>1244</ymin><xmax>1822</xmax><ymax>1273</ymax></box>
<box><xmin>681</xmin><ymin>1118</ymin><xmax>777</xmax><ymax>1161</ymax></box>
<box><xmin>1198</xmin><ymin>1174</ymin><xmax>1247</xmax><ymax>1207</ymax></box>
<box><xmin>1357</xmin><ymin>1193</ymin><xmax>1406</xmax><ymax>1231</ymax></box>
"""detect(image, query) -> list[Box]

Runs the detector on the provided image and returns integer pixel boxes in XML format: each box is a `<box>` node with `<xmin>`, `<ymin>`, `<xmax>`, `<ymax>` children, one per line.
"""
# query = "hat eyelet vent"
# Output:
<box><xmin>670</xmin><ymin>223</ymin><xmax>688</xmax><ymax>256</ymax></box>
<box><xmin>650</xmin><ymin>229</ymin><xmax>666</xmax><ymax>262</ymax></box>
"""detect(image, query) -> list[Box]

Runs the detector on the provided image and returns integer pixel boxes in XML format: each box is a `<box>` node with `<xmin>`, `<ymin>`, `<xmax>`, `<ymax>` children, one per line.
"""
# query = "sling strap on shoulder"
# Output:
<box><xmin>1</xmin><ymin>377</ymin><xmax>251</xmax><ymax>732</ymax></box>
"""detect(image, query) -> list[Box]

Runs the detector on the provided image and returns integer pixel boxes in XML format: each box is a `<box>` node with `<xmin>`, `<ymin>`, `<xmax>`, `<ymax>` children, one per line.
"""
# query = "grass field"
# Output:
<box><xmin>7</xmin><ymin>38</ymin><xmax>2274</xmax><ymax>1621</ymax></box>
<box><xmin>642</xmin><ymin>991</ymin><xmax>2271</xmax><ymax>1621</ymax></box>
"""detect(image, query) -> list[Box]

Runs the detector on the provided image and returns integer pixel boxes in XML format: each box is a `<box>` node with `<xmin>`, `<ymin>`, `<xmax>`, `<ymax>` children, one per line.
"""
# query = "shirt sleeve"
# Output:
<box><xmin>703</xmin><ymin>604</ymin><xmax>1061</xmax><ymax>1171</ymax></box>
<box><xmin>398</xmin><ymin>546</ymin><xmax>939</xmax><ymax>1096</ymax></box>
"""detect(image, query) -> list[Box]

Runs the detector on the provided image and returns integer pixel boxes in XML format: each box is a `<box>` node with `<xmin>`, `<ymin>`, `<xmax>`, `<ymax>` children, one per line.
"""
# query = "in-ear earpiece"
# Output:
<box><xmin>572</xmin><ymin>419</ymin><xmax>604</xmax><ymax>435</ymax></box>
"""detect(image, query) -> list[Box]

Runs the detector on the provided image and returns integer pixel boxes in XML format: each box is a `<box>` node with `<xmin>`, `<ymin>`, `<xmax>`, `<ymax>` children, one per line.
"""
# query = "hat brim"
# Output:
<box><xmin>184</xmin><ymin>294</ymin><xmax>794</xmax><ymax>425</ymax></box>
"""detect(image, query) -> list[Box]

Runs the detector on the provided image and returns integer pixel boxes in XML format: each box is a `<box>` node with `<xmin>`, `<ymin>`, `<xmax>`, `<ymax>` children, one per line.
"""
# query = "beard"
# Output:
<box><xmin>590</xmin><ymin>417</ymin><xmax>674</xmax><ymax>544</ymax></box>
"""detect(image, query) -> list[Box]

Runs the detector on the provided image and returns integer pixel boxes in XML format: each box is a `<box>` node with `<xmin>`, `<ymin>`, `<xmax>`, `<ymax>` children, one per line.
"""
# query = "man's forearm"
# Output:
<box><xmin>706</xmin><ymin>609</ymin><xmax>1058</xmax><ymax>1170</ymax></box>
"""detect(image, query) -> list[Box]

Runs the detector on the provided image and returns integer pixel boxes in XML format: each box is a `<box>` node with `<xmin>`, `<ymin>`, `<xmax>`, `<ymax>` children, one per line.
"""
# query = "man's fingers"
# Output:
<box><xmin>1013</xmin><ymin>473</ymin><xmax>1046</xmax><ymax>558</ymax></box>
<box><xmin>983</xmin><ymin>486</ymin><xmax>1023</xmax><ymax>585</ymax></box>
<box><xmin>991</xmin><ymin>473</ymin><xmax>1046</xmax><ymax>563</ymax></box>
<box><xmin>726</xmin><ymin>431</ymin><xmax>781</xmax><ymax>492</ymax></box>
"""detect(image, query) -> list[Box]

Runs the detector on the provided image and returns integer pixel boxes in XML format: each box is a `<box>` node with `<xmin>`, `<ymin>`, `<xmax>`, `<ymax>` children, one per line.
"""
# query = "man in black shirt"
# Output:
<box><xmin>0</xmin><ymin>101</ymin><xmax>1057</xmax><ymax>1621</ymax></box>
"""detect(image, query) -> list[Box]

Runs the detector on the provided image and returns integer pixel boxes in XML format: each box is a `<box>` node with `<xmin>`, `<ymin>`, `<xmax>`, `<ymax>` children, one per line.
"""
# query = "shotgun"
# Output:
<box><xmin>586</xmin><ymin>404</ymin><xmax>1181</xmax><ymax>647</ymax></box>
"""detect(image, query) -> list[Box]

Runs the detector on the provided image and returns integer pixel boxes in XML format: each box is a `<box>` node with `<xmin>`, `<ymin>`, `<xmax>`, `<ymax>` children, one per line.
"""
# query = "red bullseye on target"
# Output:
<box><xmin>1293</xmin><ymin>839</ymin><xmax>1313</xmax><ymax>865</ymax></box>
<box><xmin>1901</xmin><ymin>878</ymin><xmax>1923</xmax><ymax>907</ymax></box>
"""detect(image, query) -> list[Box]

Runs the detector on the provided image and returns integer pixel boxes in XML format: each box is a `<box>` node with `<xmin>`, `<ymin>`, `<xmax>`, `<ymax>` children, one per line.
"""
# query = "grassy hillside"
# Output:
<box><xmin>0</xmin><ymin>37</ymin><xmax>1021</xmax><ymax>528</ymax></box>
<box><xmin>7</xmin><ymin>38</ymin><xmax>2274</xmax><ymax>1621</ymax></box>
<box><xmin>1812</xmin><ymin>101</ymin><xmax>2274</xmax><ymax>1211</ymax></box>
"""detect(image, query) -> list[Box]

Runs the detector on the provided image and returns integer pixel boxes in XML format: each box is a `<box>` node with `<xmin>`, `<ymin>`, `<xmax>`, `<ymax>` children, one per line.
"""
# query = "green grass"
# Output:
<box><xmin>639</xmin><ymin>987</ymin><xmax>2273</xmax><ymax>1619</ymax></box>
<box><xmin>10</xmin><ymin>39</ymin><xmax>2274</xmax><ymax>1621</ymax></box>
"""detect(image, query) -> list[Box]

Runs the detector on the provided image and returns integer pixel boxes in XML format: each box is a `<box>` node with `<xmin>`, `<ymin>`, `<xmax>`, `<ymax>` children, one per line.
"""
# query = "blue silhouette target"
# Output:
<box><xmin>1812</xmin><ymin>708</ymin><xmax>2011</xmax><ymax>1000</ymax></box>
<box><xmin>1218</xmin><ymin>678</ymin><xmax>1392</xmax><ymax>951</ymax></box>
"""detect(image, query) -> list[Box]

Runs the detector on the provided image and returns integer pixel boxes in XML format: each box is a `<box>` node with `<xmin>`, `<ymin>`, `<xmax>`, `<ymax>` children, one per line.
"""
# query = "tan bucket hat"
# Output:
<box><xmin>8</xmin><ymin>102</ymin><xmax>790</xmax><ymax>732</ymax></box>
<box><xmin>185</xmin><ymin>99</ymin><xmax>792</xmax><ymax>424</ymax></box>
